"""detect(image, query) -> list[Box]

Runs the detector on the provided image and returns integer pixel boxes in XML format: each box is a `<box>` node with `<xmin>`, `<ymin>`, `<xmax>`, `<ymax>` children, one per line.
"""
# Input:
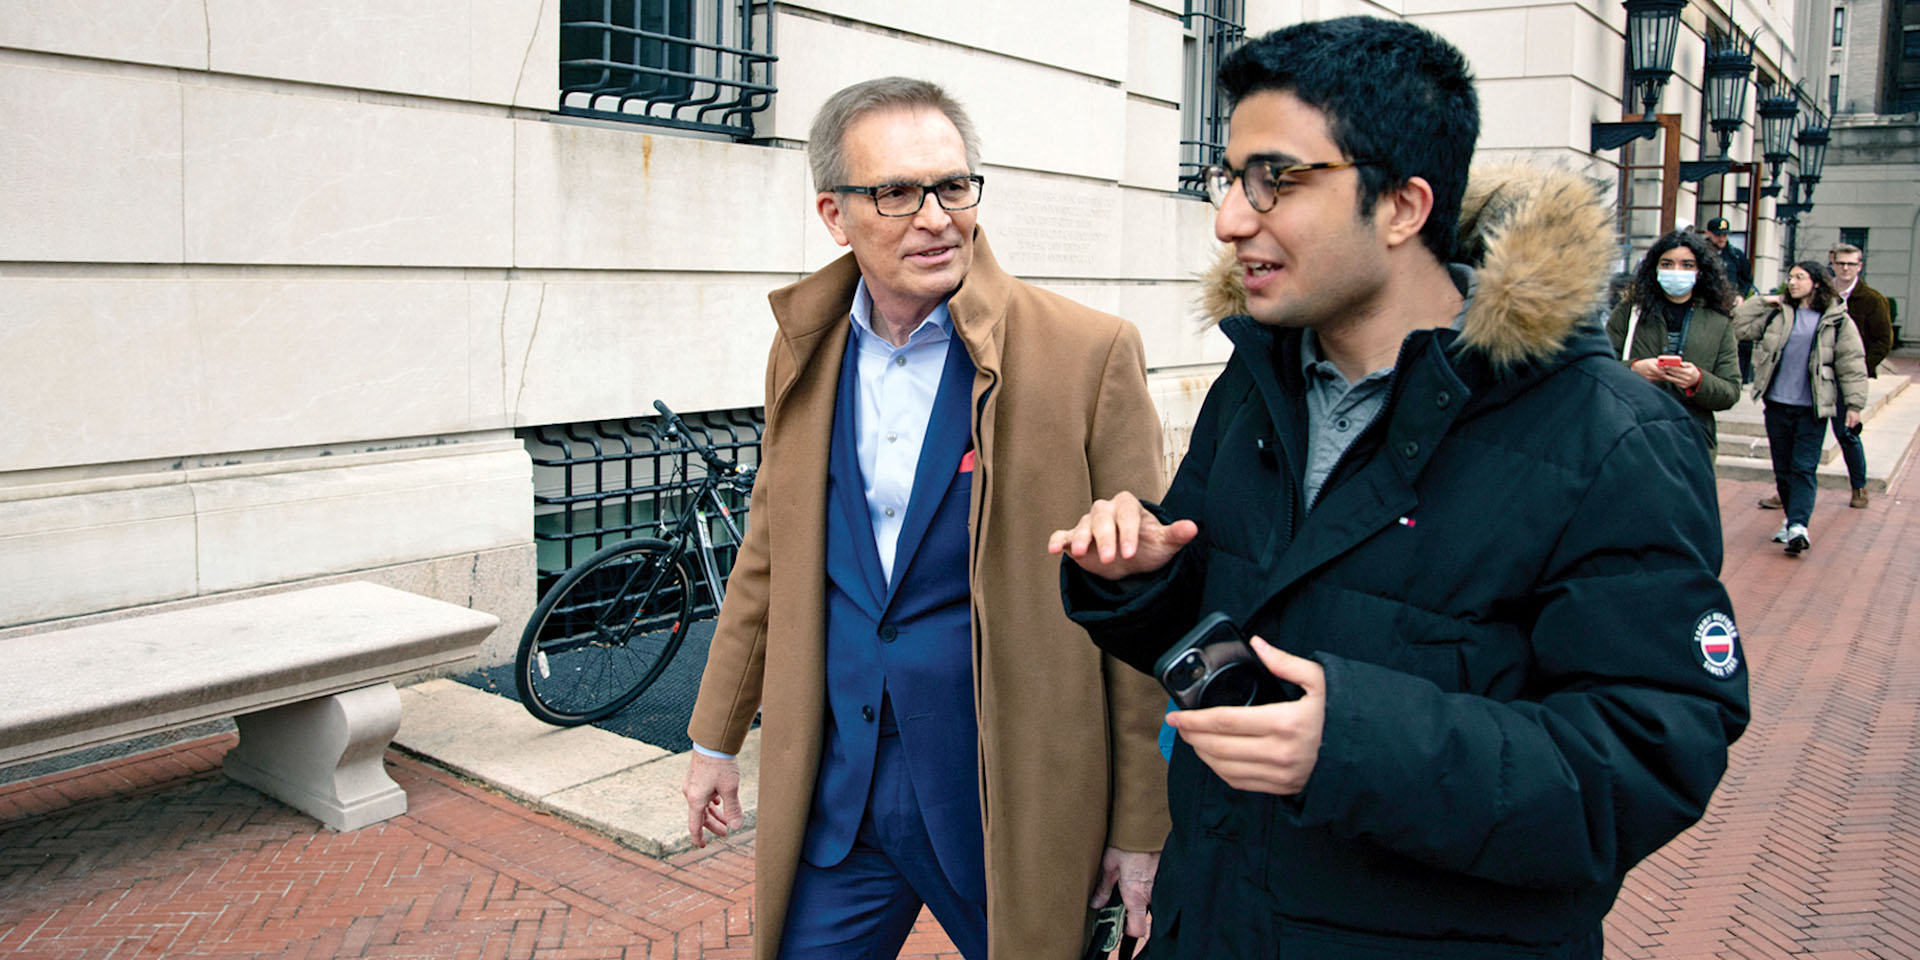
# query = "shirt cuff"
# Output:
<box><xmin>690</xmin><ymin>742</ymin><xmax>736</xmax><ymax>760</ymax></box>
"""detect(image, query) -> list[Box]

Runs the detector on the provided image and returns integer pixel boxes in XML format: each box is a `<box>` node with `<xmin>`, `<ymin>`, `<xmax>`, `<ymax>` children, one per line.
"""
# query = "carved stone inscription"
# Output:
<box><xmin>986</xmin><ymin>175</ymin><xmax>1122</xmax><ymax>278</ymax></box>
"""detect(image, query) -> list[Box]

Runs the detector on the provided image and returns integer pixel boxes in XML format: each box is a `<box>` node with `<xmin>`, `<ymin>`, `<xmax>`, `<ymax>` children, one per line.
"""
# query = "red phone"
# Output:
<box><xmin>1656</xmin><ymin>355</ymin><xmax>1683</xmax><ymax>367</ymax></box>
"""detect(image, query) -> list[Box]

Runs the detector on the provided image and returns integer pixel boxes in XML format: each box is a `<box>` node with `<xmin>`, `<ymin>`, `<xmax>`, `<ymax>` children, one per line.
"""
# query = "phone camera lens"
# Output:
<box><xmin>1200</xmin><ymin>663</ymin><xmax>1258</xmax><ymax>709</ymax></box>
<box><xmin>1176</xmin><ymin>652</ymin><xmax>1208</xmax><ymax>687</ymax></box>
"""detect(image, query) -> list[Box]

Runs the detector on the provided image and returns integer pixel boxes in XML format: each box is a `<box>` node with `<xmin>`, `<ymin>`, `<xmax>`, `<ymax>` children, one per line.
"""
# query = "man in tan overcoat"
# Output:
<box><xmin>679</xmin><ymin>77</ymin><xmax>1170</xmax><ymax>959</ymax></box>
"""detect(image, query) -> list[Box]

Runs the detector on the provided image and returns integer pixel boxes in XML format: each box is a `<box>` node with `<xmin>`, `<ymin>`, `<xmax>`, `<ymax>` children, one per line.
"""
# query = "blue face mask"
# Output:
<box><xmin>1656</xmin><ymin>268</ymin><xmax>1697</xmax><ymax>298</ymax></box>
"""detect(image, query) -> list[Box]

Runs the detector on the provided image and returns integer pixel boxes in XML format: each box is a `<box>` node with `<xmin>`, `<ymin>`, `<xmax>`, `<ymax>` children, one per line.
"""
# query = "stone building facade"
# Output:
<box><xmin>2</xmin><ymin>0</ymin><xmax>1816</xmax><ymax>664</ymax></box>
<box><xmin>1793</xmin><ymin>0</ymin><xmax>1917</xmax><ymax>339</ymax></box>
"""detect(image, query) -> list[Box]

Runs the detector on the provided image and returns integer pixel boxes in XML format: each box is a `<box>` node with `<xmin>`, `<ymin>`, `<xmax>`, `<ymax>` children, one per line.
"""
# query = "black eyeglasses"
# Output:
<box><xmin>830</xmin><ymin>175</ymin><xmax>985</xmax><ymax>217</ymax></box>
<box><xmin>1201</xmin><ymin>159</ymin><xmax>1379</xmax><ymax>213</ymax></box>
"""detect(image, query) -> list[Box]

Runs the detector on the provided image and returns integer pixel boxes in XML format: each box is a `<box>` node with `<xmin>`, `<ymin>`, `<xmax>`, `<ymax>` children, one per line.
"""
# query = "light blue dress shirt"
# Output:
<box><xmin>848</xmin><ymin>278</ymin><xmax>956</xmax><ymax>584</ymax></box>
<box><xmin>691</xmin><ymin>279</ymin><xmax>953</xmax><ymax>761</ymax></box>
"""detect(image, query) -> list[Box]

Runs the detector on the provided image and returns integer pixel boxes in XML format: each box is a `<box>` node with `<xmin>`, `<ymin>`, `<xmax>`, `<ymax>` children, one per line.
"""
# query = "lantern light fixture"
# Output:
<box><xmin>1702</xmin><ymin>29</ymin><xmax>1755</xmax><ymax>158</ymax></box>
<box><xmin>1795</xmin><ymin>104</ymin><xmax>1830</xmax><ymax>203</ymax></box>
<box><xmin>1624</xmin><ymin>0</ymin><xmax>1690</xmax><ymax>116</ymax></box>
<box><xmin>1756</xmin><ymin>79</ymin><xmax>1801</xmax><ymax>193</ymax></box>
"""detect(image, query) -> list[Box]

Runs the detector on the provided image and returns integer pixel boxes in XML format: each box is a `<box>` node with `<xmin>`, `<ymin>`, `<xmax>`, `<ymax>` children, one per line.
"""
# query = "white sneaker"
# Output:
<box><xmin>1771</xmin><ymin>521</ymin><xmax>1791</xmax><ymax>544</ymax></box>
<box><xmin>1784</xmin><ymin>524</ymin><xmax>1811</xmax><ymax>556</ymax></box>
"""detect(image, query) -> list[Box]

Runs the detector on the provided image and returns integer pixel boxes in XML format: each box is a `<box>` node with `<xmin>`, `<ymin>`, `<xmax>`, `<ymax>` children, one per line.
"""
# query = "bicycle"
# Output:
<box><xmin>514</xmin><ymin>400</ymin><xmax>756</xmax><ymax>726</ymax></box>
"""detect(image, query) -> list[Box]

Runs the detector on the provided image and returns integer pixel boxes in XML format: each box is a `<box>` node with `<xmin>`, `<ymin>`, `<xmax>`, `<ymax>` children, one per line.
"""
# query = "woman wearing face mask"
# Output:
<box><xmin>1732</xmin><ymin>261</ymin><xmax>1868</xmax><ymax>556</ymax></box>
<box><xmin>1606</xmin><ymin>230</ymin><xmax>1743</xmax><ymax>458</ymax></box>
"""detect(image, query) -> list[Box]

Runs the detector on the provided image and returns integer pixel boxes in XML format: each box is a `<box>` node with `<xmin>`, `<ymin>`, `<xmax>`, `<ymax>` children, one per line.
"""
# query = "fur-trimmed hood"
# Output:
<box><xmin>1200</xmin><ymin>164</ymin><xmax>1616</xmax><ymax>368</ymax></box>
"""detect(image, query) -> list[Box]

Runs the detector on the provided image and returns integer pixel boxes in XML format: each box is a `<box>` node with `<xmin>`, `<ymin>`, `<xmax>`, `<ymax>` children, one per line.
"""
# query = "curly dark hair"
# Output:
<box><xmin>1218</xmin><ymin>17</ymin><xmax>1478</xmax><ymax>261</ymax></box>
<box><xmin>1628</xmin><ymin>230</ymin><xmax>1736</xmax><ymax>320</ymax></box>
<box><xmin>1785</xmin><ymin>259</ymin><xmax>1839</xmax><ymax>313</ymax></box>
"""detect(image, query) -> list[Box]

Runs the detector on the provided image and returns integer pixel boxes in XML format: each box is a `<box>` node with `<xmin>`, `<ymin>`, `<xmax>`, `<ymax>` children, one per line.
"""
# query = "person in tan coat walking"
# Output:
<box><xmin>1734</xmin><ymin>261</ymin><xmax>1869</xmax><ymax>554</ymax></box>
<box><xmin>678</xmin><ymin>78</ymin><xmax>1170</xmax><ymax>960</ymax></box>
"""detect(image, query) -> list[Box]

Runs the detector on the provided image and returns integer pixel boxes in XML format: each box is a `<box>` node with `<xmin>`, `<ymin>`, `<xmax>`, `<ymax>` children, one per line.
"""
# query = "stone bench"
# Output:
<box><xmin>1</xmin><ymin>581</ymin><xmax>498</xmax><ymax>830</ymax></box>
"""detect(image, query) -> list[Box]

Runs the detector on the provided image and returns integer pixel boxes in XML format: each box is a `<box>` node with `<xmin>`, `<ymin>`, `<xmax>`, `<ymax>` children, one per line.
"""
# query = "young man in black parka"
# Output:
<box><xmin>1050</xmin><ymin>17</ymin><xmax>1749</xmax><ymax>960</ymax></box>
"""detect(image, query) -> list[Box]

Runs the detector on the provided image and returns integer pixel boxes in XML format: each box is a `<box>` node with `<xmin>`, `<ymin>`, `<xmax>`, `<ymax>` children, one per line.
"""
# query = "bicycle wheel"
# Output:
<box><xmin>515</xmin><ymin>537</ymin><xmax>695</xmax><ymax>726</ymax></box>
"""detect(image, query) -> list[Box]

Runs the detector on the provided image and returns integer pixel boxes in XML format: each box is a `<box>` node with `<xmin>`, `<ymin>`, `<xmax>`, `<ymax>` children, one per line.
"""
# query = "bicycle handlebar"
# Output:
<box><xmin>653</xmin><ymin>400</ymin><xmax>741</xmax><ymax>476</ymax></box>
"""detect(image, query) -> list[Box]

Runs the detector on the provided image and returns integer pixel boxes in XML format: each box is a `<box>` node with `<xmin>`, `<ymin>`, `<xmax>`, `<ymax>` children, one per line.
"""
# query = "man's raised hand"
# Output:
<box><xmin>1048</xmin><ymin>491</ymin><xmax>1199</xmax><ymax>579</ymax></box>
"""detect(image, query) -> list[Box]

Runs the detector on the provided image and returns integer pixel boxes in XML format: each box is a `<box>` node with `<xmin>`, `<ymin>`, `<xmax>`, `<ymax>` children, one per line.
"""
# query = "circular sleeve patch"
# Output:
<box><xmin>1694</xmin><ymin>611</ymin><xmax>1741</xmax><ymax>679</ymax></box>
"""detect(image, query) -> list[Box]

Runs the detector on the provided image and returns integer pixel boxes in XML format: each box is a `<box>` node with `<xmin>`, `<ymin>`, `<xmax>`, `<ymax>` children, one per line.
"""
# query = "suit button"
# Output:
<box><xmin>861</xmin><ymin>705</ymin><xmax>875</xmax><ymax>722</ymax></box>
<box><xmin>878</xmin><ymin>625</ymin><xmax>897</xmax><ymax>642</ymax></box>
<box><xmin>1401</xmin><ymin>440</ymin><xmax>1420</xmax><ymax>458</ymax></box>
<box><xmin>1435</xmin><ymin>390</ymin><xmax>1451</xmax><ymax>408</ymax></box>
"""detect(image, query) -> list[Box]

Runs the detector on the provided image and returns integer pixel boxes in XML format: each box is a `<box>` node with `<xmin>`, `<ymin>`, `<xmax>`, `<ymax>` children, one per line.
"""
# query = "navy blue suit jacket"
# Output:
<box><xmin>805</xmin><ymin>330</ymin><xmax>984</xmax><ymax>902</ymax></box>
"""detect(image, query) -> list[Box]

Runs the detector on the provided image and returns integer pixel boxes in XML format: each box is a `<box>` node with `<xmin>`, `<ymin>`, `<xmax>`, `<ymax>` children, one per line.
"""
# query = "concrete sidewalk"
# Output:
<box><xmin>6</xmin><ymin>465</ymin><xmax>1920</xmax><ymax>956</ymax></box>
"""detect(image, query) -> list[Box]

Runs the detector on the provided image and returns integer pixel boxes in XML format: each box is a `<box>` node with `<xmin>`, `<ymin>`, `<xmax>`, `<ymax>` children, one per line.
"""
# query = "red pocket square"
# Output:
<box><xmin>959</xmin><ymin>449</ymin><xmax>976</xmax><ymax>474</ymax></box>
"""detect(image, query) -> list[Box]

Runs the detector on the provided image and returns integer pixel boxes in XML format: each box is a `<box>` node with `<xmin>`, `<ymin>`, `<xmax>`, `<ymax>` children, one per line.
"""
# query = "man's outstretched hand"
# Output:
<box><xmin>1048</xmin><ymin>491</ymin><xmax>1199</xmax><ymax>580</ymax></box>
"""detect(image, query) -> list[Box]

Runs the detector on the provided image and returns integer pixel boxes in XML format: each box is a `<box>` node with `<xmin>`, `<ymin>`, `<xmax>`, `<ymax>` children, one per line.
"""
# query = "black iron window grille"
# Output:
<box><xmin>558</xmin><ymin>0</ymin><xmax>776</xmax><ymax>140</ymax></box>
<box><xmin>1179</xmin><ymin>0</ymin><xmax>1246</xmax><ymax>195</ymax></box>
<box><xmin>521</xmin><ymin>407</ymin><xmax>763</xmax><ymax>614</ymax></box>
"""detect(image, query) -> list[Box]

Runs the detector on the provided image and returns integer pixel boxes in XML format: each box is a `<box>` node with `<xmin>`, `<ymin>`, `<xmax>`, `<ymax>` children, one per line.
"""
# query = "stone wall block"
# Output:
<box><xmin>0</xmin><ymin>280</ymin><xmax>203</xmax><ymax>473</ymax></box>
<box><xmin>1127</xmin><ymin>4</ymin><xmax>1186</xmax><ymax>104</ymax></box>
<box><xmin>768</xmin><ymin>12</ymin><xmax>1125</xmax><ymax>182</ymax></box>
<box><xmin>781</xmin><ymin>0</ymin><xmax>1125</xmax><ymax>81</ymax></box>
<box><xmin>0</xmin><ymin>64</ymin><xmax>184</xmax><ymax>263</ymax></box>
<box><xmin>1122</xmin><ymin>98</ymin><xmax>1182</xmax><ymax>191</ymax></box>
<box><xmin>192</xmin><ymin>446</ymin><xmax>533</xmax><ymax>594</ymax></box>
<box><xmin>1119</xmin><ymin>188</ymin><xmax>1220</xmax><ymax>282</ymax></box>
<box><xmin>182</xmin><ymin>85</ymin><xmax>513</xmax><ymax>266</ymax></box>
<box><xmin>485</xmin><ymin>277</ymin><xmax>781</xmax><ymax>428</ymax></box>
<box><xmin>985</xmin><ymin>172</ymin><xmax>1126</xmax><ymax>279</ymax></box>
<box><xmin>0</xmin><ymin>0</ymin><xmax>208</xmax><ymax>69</ymax></box>
<box><xmin>0</xmin><ymin>486</ymin><xmax>199</xmax><ymax>626</ymax></box>
<box><xmin>206</xmin><ymin>0</ymin><xmax>472</xmax><ymax>103</ymax></box>
<box><xmin>512</xmin><ymin>121</ymin><xmax>811</xmax><ymax>271</ymax></box>
<box><xmin>472</xmin><ymin>0</ymin><xmax>560</xmax><ymax>109</ymax></box>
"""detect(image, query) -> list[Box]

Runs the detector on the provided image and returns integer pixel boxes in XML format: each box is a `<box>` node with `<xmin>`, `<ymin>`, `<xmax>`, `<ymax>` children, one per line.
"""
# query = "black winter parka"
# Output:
<box><xmin>1063</xmin><ymin>167</ymin><xmax>1750</xmax><ymax>959</ymax></box>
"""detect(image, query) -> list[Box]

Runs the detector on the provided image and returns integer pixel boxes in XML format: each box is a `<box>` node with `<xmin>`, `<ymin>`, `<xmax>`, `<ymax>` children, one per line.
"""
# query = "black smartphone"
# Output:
<box><xmin>1153</xmin><ymin>612</ymin><xmax>1303</xmax><ymax>710</ymax></box>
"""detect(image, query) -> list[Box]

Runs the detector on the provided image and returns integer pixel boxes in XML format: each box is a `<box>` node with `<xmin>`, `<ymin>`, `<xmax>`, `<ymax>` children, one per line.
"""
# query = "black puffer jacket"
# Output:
<box><xmin>1064</xmin><ymin>167</ymin><xmax>1749</xmax><ymax>959</ymax></box>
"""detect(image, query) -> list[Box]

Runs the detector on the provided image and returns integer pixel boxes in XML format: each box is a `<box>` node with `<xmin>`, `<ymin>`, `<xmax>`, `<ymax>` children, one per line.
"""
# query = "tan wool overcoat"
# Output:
<box><xmin>688</xmin><ymin>229</ymin><xmax>1173</xmax><ymax>959</ymax></box>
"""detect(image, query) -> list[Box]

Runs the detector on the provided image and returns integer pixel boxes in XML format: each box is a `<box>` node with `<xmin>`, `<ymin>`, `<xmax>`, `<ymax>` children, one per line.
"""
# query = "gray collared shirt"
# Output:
<box><xmin>1299</xmin><ymin>265</ymin><xmax>1475</xmax><ymax>509</ymax></box>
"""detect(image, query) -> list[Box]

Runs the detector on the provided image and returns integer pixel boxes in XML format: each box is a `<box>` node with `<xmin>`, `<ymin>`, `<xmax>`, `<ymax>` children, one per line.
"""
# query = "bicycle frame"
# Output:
<box><xmin>659</xmin><ymin>470</ymin><xmax>746</xmax><ymax>615</ymax></box>
<box><xmin>642</xmin><ymin>401</ymin><xmax>752</xmax><ymax>616</ymax></box>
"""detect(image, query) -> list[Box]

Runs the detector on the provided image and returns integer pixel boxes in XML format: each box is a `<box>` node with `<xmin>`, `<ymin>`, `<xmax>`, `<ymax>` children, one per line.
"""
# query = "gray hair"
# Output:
<box><xmin>807</xmin><ymin>77</ymin><xmax>981</xmax><ymax>191</ymax></box>
<box><xmin>1830</xmin><ymin>241</ymin><xmax>1865</xmax><ymax>261</ymax></box>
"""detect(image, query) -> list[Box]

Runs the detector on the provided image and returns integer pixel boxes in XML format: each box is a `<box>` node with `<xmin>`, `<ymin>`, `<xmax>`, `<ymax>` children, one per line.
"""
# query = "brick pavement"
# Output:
<box><xmin>2</xmin><ymin>470</ymin><xmax>1915</xmax><ymax>958</ymax></box>
<box><xmin>1603</xmin><ymin>468</ymin><xmax>1920</xmax><ymax>959</ymax></box>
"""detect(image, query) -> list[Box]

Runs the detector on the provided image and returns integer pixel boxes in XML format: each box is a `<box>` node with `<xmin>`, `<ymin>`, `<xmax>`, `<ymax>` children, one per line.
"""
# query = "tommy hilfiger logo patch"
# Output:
<box><xmin>1695</xmin><ymin>611</ymin><xmax>1740</xmax><ymax>679</ymax></box>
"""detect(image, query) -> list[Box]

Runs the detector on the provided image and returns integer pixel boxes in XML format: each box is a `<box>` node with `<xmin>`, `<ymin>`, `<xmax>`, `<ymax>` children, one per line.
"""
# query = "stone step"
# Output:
<box><xmin>1718</xmin><ymin>372</ymin><xmax>1908</xmax><ymax>438</ymax></box>
<box><xmin>1722</xmin><ymin>430</ymin><xmax>1847</xmax><ymax>466</ymax></box>
<box><xmin>1714</xmin><ymin>454</ymin><xmax>1881</xmax><ymax>491</ymax></box>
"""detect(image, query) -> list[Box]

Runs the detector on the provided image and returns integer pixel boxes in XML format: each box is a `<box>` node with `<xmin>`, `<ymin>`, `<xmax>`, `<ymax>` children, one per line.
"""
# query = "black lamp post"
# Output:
<box><xmin>1757</xmin><ymin>80</ymin><xmax>1799</xmax><ymax>196</ymax></box>
<box><xmin>1592</xmin><ymin>0</ymin><xmax>1689</xmax><ymax>151</ymax></box>
<box><xmin>1777</xmin><ymin>175</ymin><xmax>1814</xmax><ymax>262</ymax></box>
<box><xmin>1680</xmin><ymin>29</ymin><xmax>1757</xmax><ymax>181</ymax></box>
<box><xmin>1776</xmin><ymin>104</ymin><xmax>1827</xmax><ymax>262</ymax></box>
